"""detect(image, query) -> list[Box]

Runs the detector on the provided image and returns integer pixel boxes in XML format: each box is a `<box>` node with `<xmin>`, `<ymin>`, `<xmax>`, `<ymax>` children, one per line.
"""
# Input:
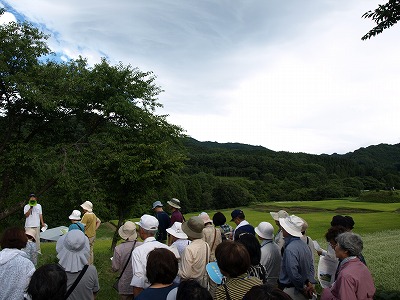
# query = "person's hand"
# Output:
<box><xmin>302</xmin><ymin>281</ymin><xmax>316</xmax><ymax>299</ymax></box>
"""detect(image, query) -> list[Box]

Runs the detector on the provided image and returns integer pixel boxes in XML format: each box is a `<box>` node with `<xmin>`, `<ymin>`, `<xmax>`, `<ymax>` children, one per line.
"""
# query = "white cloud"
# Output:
<box><xmin>1</xmin><ymin>0</ymin><xmax>400</xmax><ymax>154</ymax></box>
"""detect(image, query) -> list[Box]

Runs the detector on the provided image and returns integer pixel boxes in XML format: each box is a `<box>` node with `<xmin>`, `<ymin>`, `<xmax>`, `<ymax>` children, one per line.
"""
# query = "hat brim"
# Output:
<box><xmin>255</xmin><ymin>227</ymin><xmax>273</xmax><ymax>240</ymax></box>
<box><xmin>270</xmin><ymin>212</ymin><xmax>279</xmax><ymax>221</ymax></box>
<box><xmin>69</xmin><ymin>216</ymin><xmax>81</xmax><ymax>220</ymax></box>
<box><xmin>166</xmin><ymin>227</ymin><xmax>188</xmax><ymax>239</ymax></box>
<box><xmin>182</xmin><ymin>221</ymin><xmax>203</xmax><ymax>239</ymax></box>
<box><xmin>167</xmin><ymin>201</ymin><xmax>181</xmax><ymax>209</ymax></box>
<box><xmin>279</xmin><ymin>217</ymin><xmax>302</xmax><ymax>238</ymax></box>
<box><xmin>118</xmin><ymin>226</ymin><xmax>138</xmax><ymax>241</ymax></box>
<box><xmin>80</xmin><ymin>204</ymin><xmax>92</xmax><ymax>212</ymax></box>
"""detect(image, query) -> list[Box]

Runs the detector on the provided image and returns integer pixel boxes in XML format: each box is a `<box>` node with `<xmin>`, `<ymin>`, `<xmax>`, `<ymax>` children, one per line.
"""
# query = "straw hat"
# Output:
<box><xmin>118</xmin><ymin>221</ymin><xmax>137</xmax><ymax>241</ymax></box>
<box><xmin>56</xmin><ymin>230</ymin><xmax>89</xmax><ymax>272</ymax></box>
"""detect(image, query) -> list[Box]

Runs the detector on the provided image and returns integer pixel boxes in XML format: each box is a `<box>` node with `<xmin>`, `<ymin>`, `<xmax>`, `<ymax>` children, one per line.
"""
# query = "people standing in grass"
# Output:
<box><xmin>80</xmin><ymin>201</ymin><xmax>101</xmax><ymax>264</ymax></box>
<box><xmin>152</xmin><ymin>200</ymin><xmax>170</xmax><ymax>243</ymax></box>
<box><xmin>214</xmin><ymin>240</ymin><xmax>263</xmax><ymax>300</ymax></box>
<box><xmin>179</xmin><ymin>216</ymin><xmax>210</xmax><ymax>288</ymax></box>
<box><xmin>23</xmin><ymin>227</ymin><xmax>38</xmax><ymax>266</ymax></box>
<box><xmin>68</xmin><ymin>210</ymin><xmax>85</xmax><ymax>233</ymax></box>
<box><xmin>168</xmin><ymin>198</ymin><xmax>185</xmax><ymax>226</ymax></box>
<box><xmin>112</xmin><ymin>221</ymin><xmax>143</xmax><ymax>300</ymax></box>
<box><xmin>230</xmin><ymin>209</ymin><xmax>255</xmax><ymax>240</ymax></box>
<box><xmin>321</xmin><ymin>232</ymin><xmax>375</xmax><ymax>300</ymax></box>
<box><xmin>254</xmin><ymin>222</ymin><xmax>281</xmax><ymax>286</ymax></box>
<box><xmin>167</xmin><ymin>221</ymin><xmax>190</xmax><ymax>258</ymax></box>
<box><xmin>130</xmin><ymin>214</ymin><xmax>171</xmax><ymax>297</ymax></box>
<box><xmin>199</xmin><ymin>212</ymin><xmax>222</xmax><ymax>262</ymax></box>
<box><xmin>0</xmin><ymin>227</ymin><xmax>35</xmax><ymax>300</ymax></box>
<box><xmin>278</xmin><ymin>215</ymin><xmax>316</xmax><ymax>300</ymax></box>
<box><xmin>269</xmin><ymin>209</ymin><xmax>289</xmax><ymax>251</ymax></box>
<box><xmin>212</xmin><ymin>211</ymin><xmax>234</xmax><ymax>240</ymax></box>
<box><xmin>56</xmin><ymin>230</ymin><xmax>100</xmax><ymax>300</ymax></box>
<box><xmin>24</xmin><ymin>193</ymin><xmax>45</xmax><ymax>254</ymax></box>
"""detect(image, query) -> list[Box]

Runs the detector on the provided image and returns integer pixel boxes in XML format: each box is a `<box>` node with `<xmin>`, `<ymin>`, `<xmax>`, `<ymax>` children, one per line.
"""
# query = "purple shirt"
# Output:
<box><xmin>170</xmin><ymin>210</ymin><xmax>184</xmax><ymax>226</ymax></box>
<box><xmin>321</xmin><ymin>258</ymin><xmax>375</xmax><ymax>300</ymax></box>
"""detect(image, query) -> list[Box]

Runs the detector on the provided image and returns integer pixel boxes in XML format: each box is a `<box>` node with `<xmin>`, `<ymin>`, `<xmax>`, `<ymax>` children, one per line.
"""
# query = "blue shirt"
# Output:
<box><xmin>135</xmin><ymin>283</ymin><xmax>178</xmax><ymax>300</ymax></box>
<box><xmin>279</xmin><ymin>236</ymin><xmax>315</xmax><ymax>291</ymax></box>
<box><xmin>68</xmin><ymin>222</ymin><xmax>85</xmax><ymax>233</ymax></box>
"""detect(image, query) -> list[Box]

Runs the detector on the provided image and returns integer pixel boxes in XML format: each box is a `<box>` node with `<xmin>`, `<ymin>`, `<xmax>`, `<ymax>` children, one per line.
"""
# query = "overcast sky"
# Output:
<box><xmin>1</xmin><ymin>0</ymin><xmax>399</xmax><ymax>155</ymax></box>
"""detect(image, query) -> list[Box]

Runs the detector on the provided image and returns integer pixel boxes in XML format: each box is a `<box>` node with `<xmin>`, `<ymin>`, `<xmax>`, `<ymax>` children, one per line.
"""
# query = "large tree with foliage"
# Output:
<box><xmin>362</xmin><ymin>0</ymin><xmax>400</xmax><ymax>40</ymax></box>
<box><xmin>0</xmin><ymin>9</ymin><xmax>186</xmax><ymax>231</ymax></box>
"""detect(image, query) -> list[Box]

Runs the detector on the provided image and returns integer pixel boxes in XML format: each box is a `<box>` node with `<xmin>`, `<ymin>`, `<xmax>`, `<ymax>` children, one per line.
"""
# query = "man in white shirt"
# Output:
<box><xmin>23</xmin><ymin>194</ymin><xmax>45</xmax><ymax>253</ymax></box>
<box><xmin>130</xmin><ymin>214</ymin><xmax>171</xmax><ymax>297</ymax></box>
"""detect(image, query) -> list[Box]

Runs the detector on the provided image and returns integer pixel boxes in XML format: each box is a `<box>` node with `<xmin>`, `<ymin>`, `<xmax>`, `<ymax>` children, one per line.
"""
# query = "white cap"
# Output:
<box><xmin>255</xmin><ymin>222</ymin><xmax>274</xmax><ymax>240</ymax></box>
<box><xmin>135</xmin><ymin>214</ymin><xmax>159</xmax><ymax>231</ymax></box>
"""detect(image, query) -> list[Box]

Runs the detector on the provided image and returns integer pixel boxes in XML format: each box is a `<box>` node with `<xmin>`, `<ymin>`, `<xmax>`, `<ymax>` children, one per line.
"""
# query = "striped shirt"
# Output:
<box><xmin>214</xmin><ymin>273</ymin><xmax>262</xmax><ymax>300</ymax></box>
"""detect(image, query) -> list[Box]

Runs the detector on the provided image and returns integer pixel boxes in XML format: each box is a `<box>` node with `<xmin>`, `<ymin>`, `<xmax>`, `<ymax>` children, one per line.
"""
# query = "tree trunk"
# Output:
<box><xmin>111</xmin><ymin>207</ymin><xmax>125</xmax><ymax>251</ymax></box>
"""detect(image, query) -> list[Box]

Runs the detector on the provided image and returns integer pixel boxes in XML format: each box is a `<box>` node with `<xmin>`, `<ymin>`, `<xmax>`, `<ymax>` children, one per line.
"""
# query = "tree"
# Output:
<box><xmin>362</xmin><ymin>0</ymin><xmax>400</xmax><ymax>40</ymax></box>
<box><xmin>0</xmin><ymin>10</ymin><xmax>186</xmax><ymax>233</ymax></box>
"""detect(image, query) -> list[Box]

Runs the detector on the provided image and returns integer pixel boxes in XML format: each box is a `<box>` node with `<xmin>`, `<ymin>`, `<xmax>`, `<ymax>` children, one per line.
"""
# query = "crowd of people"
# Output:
<box><xmin>0</xmin><ymin>195</ymin><xmax>377</xmax><ymax>300</ymax></box>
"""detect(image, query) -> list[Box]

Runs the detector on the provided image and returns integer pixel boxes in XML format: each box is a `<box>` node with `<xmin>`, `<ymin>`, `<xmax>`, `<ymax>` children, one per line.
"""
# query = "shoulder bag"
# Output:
<box><xmin>113</xmin><ymin>240</ymin><xmax>137</xmax><ymax>292</ymax></box>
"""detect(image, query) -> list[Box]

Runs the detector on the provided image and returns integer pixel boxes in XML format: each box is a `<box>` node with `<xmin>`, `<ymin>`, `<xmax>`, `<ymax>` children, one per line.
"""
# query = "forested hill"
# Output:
<box><xmin>174</xmin><ymin>138</ymin><xmax>400</xmax><ymax>211</ymax></box>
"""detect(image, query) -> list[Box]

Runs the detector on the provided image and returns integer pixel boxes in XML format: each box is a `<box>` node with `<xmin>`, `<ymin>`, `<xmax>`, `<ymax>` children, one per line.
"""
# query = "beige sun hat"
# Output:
<box><xmin>80</xmin><ymin>201</ymin><xmax>93</xmax><ymax>212</ymax></box>
<box><xmin>182</xmin><ymin>216</ymin><xmax>204</xmax><ymax>239</ymax></box>
<box><xmin>25</xmin><ymin>228</ymin><xmax>37</xmax><ymax>241</ymax></box>
<box><xmin>167</xmin><ymin>198</ymin><xmax>181</xmax><ymax>209</ymax></box>
<box><xmin>279</xmin><ymin>215</ymin><xmax>304</xmax><ymax>238</ymax></box>
<box><xmin>270</xmin><ymin>209</ymin><xmax>289</xmax><ymax>221</ymax></box>
<box><xmin>118</xmin><ymin>221</ymin><xmax>138</xmax><ymax>241</ymax></box>
<box><xmin>199</xmin><ymin>212</ymin><xmax>213</xmax><ymax>224</ymax></box>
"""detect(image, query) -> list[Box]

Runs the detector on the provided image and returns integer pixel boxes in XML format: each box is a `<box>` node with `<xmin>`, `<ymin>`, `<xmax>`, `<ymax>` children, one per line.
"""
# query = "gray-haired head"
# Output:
<box><xmin>336</xmin><ymin>232</ymin><xmax>363</xmax><ymax>256</ymax></box>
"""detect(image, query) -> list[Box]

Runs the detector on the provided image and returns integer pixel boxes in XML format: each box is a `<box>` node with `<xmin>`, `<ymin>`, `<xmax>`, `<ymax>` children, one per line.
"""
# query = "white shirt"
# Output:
<box><xmin>24</xmin><ymin>204</ymin><xmax>42</xmax><ymax>227</ymax></box>
<box><xmin>130</xmin><ymin>236</ymin><xmax>170</xmax><ymax>289</ymax></box>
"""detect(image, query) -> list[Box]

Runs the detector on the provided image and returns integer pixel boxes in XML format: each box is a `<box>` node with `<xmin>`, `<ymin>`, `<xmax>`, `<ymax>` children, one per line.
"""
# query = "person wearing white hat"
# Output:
<box><xmin>131</xmin><ymin>214</ymin><xmax>171</xmax><ymax>297</ymax></box>
<box><xmin>80</xmin><ymin>201</ymin><xmax>101</xmax><ymax>264</ymax></box>
<box><xmin>255</xmin><ymin>222</ymin><xmax>281</xmax><ymax>287</ymax></box>
<box><xmin>278</xmin><ymin>215</ymin><xmax>316</xmax><ymax>300</ymax></box>
<box><xmin>166</xmin><ymin>222</ymin><xmax>190</xmax><ymax>257</ymax></box>
<box><xmin>269</xmin><ymin>209</ymin><xmax>289</xmax><ymax>251</ymax></box>
<box><xmin>112</xmin><ymin>221</ymin><xmax>143</xmax><ymax>300</ymax></box>
<box><xmin>56</xmin><ymin>230</ymin><xmax>100</xmax><ymax>300</ymax></box>
<box><xmin>68</xmin><ymin>210</ymin><xmax>85</xmax><ymax>233</ymax></box>
<box><xmin>167</xmin><ymin>198</ymin><xmax>185</xmax><ymax>226</ymax></box>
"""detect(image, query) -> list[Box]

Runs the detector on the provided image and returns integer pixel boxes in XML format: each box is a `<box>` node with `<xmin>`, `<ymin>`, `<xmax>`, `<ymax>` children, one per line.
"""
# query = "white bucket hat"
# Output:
<box><xmin>255</xmin><ymin>222</ymin><xmax>274</xmax><ymax>240</ymax></box>
<box><xmin>118</xmin><ymin>221</ymin><xmax>138</xmax><ymax>241</ymax></box>
<box><xmin>56</xmin><ymin>230</ymin><xmax>90</xmax><ymax>272</ymax></box>
<box><xmin>279</xmin><ymin>215</ymin><xmax>304</xmax><ymax>238</ymax></box>
<box><xmin>80</xmin><ymin>201</ymin><xmax>93</xmax><ymax>212</ymax></box>
<box><xmin>68</xmin><ymin>210</ymin><xmax>81</xmax><ymax>220</ymax></box>
<box><xmin>135</xmin><ymin>214</ymin><xmax>159</xmax><ymax>231</ymax></box>
<box><xmin>270</xmin><ymin>209</ymin><xmax>289</xmax><ymax>221</ymax></box>
<box><xmin>166</xmin><ymin>222</ymin><xmax>188</xmax><ymax>239</ymax></box>
<box><xmin>167</xmin><ymin>198</ymin><xmax>181</xmax><ymax>209</ymax></box>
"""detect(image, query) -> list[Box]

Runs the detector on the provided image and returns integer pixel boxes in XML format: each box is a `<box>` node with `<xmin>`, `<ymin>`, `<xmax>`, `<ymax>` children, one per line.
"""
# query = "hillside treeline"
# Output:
<box><xmin>167</xmin><ymin>139</ymin><xmax>400</xmax><ymax>213</ymax></box>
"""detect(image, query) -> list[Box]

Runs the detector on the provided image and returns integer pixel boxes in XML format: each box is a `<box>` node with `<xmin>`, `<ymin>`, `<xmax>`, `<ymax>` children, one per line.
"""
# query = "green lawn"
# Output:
<box><xmin>38</xmin><ymin>199</ymin><xmax>400</xmax><ymax>299</ymax></box>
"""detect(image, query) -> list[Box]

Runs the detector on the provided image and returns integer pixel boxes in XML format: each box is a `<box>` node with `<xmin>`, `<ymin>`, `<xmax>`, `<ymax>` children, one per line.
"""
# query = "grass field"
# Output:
<box><xmin>38</xmin><ymin>199</ymin><xmax>400</xmax><ymax>299</ymax></box>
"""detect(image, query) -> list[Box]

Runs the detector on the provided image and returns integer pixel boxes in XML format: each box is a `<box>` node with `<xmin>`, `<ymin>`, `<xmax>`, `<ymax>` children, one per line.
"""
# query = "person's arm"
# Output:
<box><xmin>133</xmin><ymin>287</ymin><xmax>144</xmax><ymax>297</ymax></box>
<box><xmin>95</xmin><ymin>217</ymin><xmax>101</xmax><ymax>230</ymax></box>
<box><xmin>24</xmin><ymin>206</ymin><xmax>33</xmax><ymax>218</ymax></box>
<box><xmin>111</xmin><ymin>248</ymin><xmax>120</xmax><ymax>272</ymax></box>
<box><xmin>39</xmin><ymin>214</ymin><xmax>45</xmax><ymax>227</ymax></box>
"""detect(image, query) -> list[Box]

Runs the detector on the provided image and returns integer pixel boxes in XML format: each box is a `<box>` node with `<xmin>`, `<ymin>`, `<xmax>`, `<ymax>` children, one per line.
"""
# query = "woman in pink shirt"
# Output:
<box><xmin>321</xmin><ymin>232</ymin><xmax>375</xmax><ymax>300</ymax></box>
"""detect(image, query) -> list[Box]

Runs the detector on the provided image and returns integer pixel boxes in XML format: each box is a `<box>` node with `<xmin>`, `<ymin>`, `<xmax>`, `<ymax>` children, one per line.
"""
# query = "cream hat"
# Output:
<box><xmin>25</xmin><ymin>228</ymin><xmax>37</xmax><ymax>241</ymax></box>
<box><xmin>166</xmin><ymin>222</ymin><xmax>188</xmax><ymax>239</ymax></box>
<box><xmin>68</xmin><ymin>210</ymin><xmax>82</xmax><ymax>220</ymax></box>
<box><xmin>199</xmin><ymin>212</ymin><xmax>213</xmax><ymax>224</ymax></box>
<box><xmin>80</xmin><ymin>201</ymin><xmax>93</xmax><ymax>212</ymax></box>
<box><xmin>255</xmin><ymin>222</ymin><xmax>274</xmax><ymax>240</ymax></box>
<box><xmin>270</xmin><ymin>210</ymin><xmax>289</xmax><ymax>221</ymax></box>
<box><xmin>279</xmin><ymin>215</ymin><xmax>304</xmax><ymax>238</ymax></box>
<box><xmin>118</xmin><ymin>221</ymin><xmax>138</xmax><ymax>241</ymax></box>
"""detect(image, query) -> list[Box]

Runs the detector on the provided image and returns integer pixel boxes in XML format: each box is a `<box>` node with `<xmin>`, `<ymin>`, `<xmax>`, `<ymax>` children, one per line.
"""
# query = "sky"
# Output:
<box><xmin>1</xmin><ymin>0</ymin><xmax>399</xmax><ymax>155</ymax></box>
